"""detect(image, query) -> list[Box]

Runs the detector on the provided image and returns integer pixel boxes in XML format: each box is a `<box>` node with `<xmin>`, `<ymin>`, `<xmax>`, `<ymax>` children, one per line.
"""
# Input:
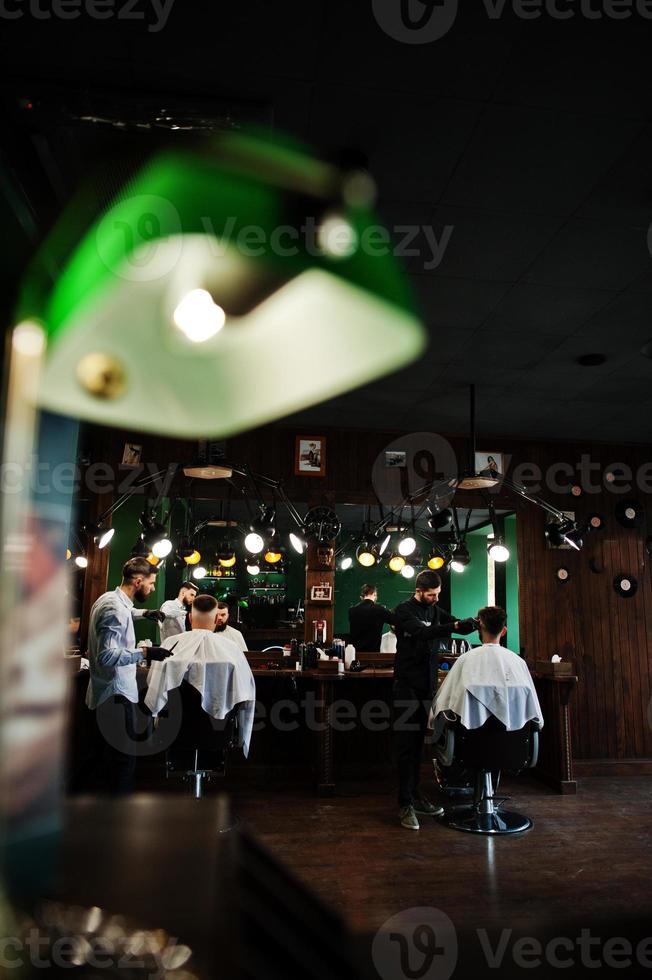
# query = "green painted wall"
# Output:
<box><xmin>449</xmin><ymin>520</ymin><xmax>520</xmax><ymax>651</ymax></box>
<box><xmin>505</xmin><ymin>514</ymin><xmax>520</xmax><ymax>653</ymax></box>
<box><xmin>450</xmin><ymin>532</ymin><xmax>489</xmax><ymax>624</ymax></box>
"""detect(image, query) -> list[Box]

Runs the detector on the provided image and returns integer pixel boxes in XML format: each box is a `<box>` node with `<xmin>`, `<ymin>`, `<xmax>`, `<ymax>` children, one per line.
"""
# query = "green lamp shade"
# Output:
<box><xmin>21</xmin><ymin>133</ymin><xmax>426</xmax><ymax>438</ymax></box>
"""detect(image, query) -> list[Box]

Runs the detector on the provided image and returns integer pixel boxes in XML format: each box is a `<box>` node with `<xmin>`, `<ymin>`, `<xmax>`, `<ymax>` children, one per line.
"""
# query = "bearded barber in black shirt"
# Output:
<box><xmin>393</xmin><ymin>569</ymin><xmax>477</xmax><ymax>830</ymax></box>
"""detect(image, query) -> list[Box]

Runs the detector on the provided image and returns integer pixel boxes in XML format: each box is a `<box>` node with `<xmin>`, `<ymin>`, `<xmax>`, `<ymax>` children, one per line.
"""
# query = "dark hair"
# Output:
<box><xmin>122</xmin><ymin>557</ymin><xmax>158</xmax><ymax>583</ymax></box>
<box><xmin>415</xmin><ymin>570</ymin><xmax>441</xmax><ymax>591</ymax></box>
<box><xmin>180</xmin><ymin>581</ymin><xmax>198</xmax><ymax>592</ymax></box>
<box><xmin>478</xmin><ymin>606</ymin><xmax>507</xmax><ymax>635</ymax></box>
<box><xmin>192</xmin><ymin>594</ymin><xmax>218</xmax><ymax>614</ymax></box>
<box><xmin>216</xmin><ymin>601</ymin><xmax>229</xmax><ymax>611</ymax></box>
<box><xmin>360</xmin><ymin>584</ymin><xmax>376</xmax><ymax>599</ymax></box>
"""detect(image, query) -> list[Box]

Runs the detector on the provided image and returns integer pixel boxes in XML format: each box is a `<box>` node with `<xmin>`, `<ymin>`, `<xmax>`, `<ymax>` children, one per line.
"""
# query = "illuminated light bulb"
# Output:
<box><xmin>74</xmin><ymin>555</ymin><xmax>88</xmax><ymax>569</ymax></box>
<box><xmin>264</xmin><ymin>549</ymin><xmax>282</xmax><ymax>564</ymax></box>
<box><xmin>219</xmin><ymin>554</ymin><xmax>237</xmax><ymax>568</ymax></box>
<box><xmin>244</xmin><ymin>532</ymin><xmax>264</xmax><ymax>554</ymax></box>
<box><xmin>450</xmin><ymin>560</ymin><xmax>466</xmax><ymax>574</ymax></box>
<box><xmin>317</xmin><ymin>213</ymin><xmax>358</xmax><ymax>259</ymax></box>
<box><xmin>488</xmin><ymin>541</ymin><xmax>510</xmax><ymax>563</ymax></box>
<box><xmin>378</xmin><ymin>533</ymin><xmax>391</xmax><ymax>556</ymax></box>
<box><xmin>66</xmin><ymin>548</ymin><xmax>72</xmax><ymax>561</ymax></box>
<box><xmin>398</xmin><ymin>535</ymin><xmax>416</xmax><ymax>557</ymax></box>
<box><xmin>184</xmin><ymin>550</ymin><xmax>201</xmax><ymax>565</ymax></box>
<box><xmin>146</xmin><ymin>553</ymin><xmax>160</xmax><ymax>566</ymax></box>
<box><xmin>427</xmin><ymin>554</ymin><xmax>445</xmax><ymax>571</ymax></box>
<box><xmin>13</xmin><ymin>321</ymin><xmax>46</xmax><ymax>357</ymax></box>
<box><xmin>173</xmin><ymin>289</ymin><xmax>226</xmax><ymax>343</ymax></box>
<box><xmin>192</xmin><ymin>565</ymin><xmax>207</xmax><ymax>580</ymax></box>
<box><xmin>246</xmin><ymin>561</ymin><xmax>260</xmax><ymax>575</ymax></box>
<box><xmin>152</xmin><ymin>538</ymin><xmax>173</xmax><ymax>558</ymax></box>
<box><xmin>340</xmin><ymin>556</ymin><xmax>353</xmax><ymax>570</ymax></box>
<box><xmin>388</xmin><ymin>554</ymin><xmax>406</xmax><ymax>573</ymax></box>
<box><xmin>97</xmin><ymin>528</ymin><xmax>115</xmax><ymax>549</ymax></box>
<box><xmin>401</xmin><ymin>565</ymin><xmax>415</xmax><ymax>579</ymax></box>
<box><xmin>357</xmin><ymin>547</ymin><xmax>377</xmax><ymax>568</ymax></box>
<box><xmin>289</xmin><ymin>532</ymin><xmax>306</xmax><ymax>554</ymax></box>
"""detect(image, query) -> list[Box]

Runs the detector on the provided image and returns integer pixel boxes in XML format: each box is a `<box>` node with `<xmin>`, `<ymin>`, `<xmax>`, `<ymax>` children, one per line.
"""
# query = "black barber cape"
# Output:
<box><xmin>348</xmin><ymin>599</ymin><xmax>395</xmax><ymax>653</ymax></box>
<box><xmin>394</xmin><ymin>597</ymin><xmax>458</xmax><ymax>694</ymax></box>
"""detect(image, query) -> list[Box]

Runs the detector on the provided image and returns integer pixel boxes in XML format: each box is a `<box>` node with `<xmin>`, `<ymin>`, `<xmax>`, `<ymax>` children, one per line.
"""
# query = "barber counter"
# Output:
<box><xmin>68</xmin><ymin>651</ymin><xmax>578</xmax><ymax>797</ymax></box>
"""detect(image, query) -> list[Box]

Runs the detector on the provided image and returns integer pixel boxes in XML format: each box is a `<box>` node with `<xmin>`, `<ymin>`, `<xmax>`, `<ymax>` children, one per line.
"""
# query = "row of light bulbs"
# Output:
<box><xmin>339</xmin><ymin>534</ymin><xmax>510</xmax><ymax>575</ymax></box>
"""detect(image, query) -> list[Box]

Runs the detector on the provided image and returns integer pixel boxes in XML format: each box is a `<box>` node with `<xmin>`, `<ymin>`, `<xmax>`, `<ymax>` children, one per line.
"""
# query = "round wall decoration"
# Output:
<box><xmin>613</xmin><ymin>574</ymin><xmax>638</xmax><ymax>598</ymax></box>
<box><xmin>615</xmin><ymin>500</ymin><xmax>644</xmax><ymax>529</ymax></box>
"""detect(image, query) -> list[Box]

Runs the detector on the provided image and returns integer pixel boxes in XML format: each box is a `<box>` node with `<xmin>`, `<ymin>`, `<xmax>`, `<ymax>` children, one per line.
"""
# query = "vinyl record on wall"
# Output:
<box><xmin>615</xmin><ymin>500</ymin><xmax>644</xmax><ymax>529</ymax></box>
<box><xmin>613</xmin><ymin>574</ymin><xmax>638</xmax><ymax>598</ymax></box>
<box><xmin>556</xmin><ymin>567</ymin><xmax>570</xmax><ymax>583</ymax></box>
<box><xmin>588</xmin><ymin>514</ymin><xmax>605</xmax><ymax>531</ymax></box>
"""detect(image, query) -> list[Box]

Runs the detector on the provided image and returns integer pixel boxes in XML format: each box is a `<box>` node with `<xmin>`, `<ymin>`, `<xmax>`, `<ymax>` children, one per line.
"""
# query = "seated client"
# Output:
<box><xmin>145</xmin><ymin>593</ymin><xmax>256</xmax><ymax>756</ymax></box>
<box><xmin>430</xmin><ymin>606</ymin><xmax>543</xmax><ymax>740</ymax></box>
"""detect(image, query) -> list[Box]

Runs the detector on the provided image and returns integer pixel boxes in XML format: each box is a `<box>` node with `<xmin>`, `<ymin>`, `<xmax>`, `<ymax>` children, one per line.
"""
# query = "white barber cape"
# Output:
<box><xmin>145</xmin><ymin>629</ymin><xmax>256</xmax><ymax>757</ymax></box>
<box><xmin>430</xmin><ymin>643</ymin><xmax>543</xmax><ymax>738</ymax></box>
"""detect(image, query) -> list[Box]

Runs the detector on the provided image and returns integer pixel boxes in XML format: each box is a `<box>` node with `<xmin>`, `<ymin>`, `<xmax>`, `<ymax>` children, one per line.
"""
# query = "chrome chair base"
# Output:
<box><xmin>441</xmin><ymin>770</ymin><xmax>533</xmax><ymax>835</ymax></box>
<box><xmin>442</xmin><ymin>806</ymin><xmax>532</xmax><ymax>835</ymax></box>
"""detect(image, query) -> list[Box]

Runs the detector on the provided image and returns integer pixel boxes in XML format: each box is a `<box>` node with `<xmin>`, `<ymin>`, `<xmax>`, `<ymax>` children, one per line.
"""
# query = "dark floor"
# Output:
<box><xmin>146</xmin><ymin>764</ymin><xmax>652</xmax><ymax>940</ymax></box>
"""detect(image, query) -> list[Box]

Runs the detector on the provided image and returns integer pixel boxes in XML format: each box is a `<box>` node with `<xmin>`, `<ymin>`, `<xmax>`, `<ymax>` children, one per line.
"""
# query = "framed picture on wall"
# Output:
<box><xmin>310</xmin><ymin>583</ymin><xmax>333</xmax><ymax>602</ymax></box>
<box><xmin>295</xmin><ymin>436</ymin><xmax>326</xmax><ymax>477</ymax></box>
<box><xmin>122</xmin><ymin>443</ymin><xmax>142</xmax><ymax>466</ymax></box>
<box><xmin>475</xmin><ymin>451</ymin><xmax>503</xmax><ymax>480</ymax></box>
<box><xmin>385</xmin><ymin>450</ymin><xmax>407</xmax><ymax>468</ymax></box>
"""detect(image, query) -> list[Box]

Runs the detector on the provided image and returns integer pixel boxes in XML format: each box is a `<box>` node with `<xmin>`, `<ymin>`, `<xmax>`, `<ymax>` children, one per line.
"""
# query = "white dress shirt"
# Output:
<box><xmin>145</xmin><ymin>630</ymin><xmax>256</xmax><ymax>756</ymax></box>
<box><xmin>86</xmin><ymin>588</ymin><xmax>144</xmax><ymax>708</ymax></box>
<box><xmin>431</xmin><ymin>643</ymin><xmax>544</xmax><ymax>737</ymax></box>
<box><xmin>159</xmin><ymin>598</ymin><xmax>188</xmax><ymax>642</ymax></box>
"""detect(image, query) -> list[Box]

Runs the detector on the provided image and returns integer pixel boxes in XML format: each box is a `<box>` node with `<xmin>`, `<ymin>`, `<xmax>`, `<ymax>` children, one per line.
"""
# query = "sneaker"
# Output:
<box><xmin>399</xmin><ymin>805</ymin><xmax>420</xmax><ymax>830</ymax></box>
<box><xmin>413</xmin><ymin>796</ymin><xmax>445</xmax><ymax>817</ymax></box>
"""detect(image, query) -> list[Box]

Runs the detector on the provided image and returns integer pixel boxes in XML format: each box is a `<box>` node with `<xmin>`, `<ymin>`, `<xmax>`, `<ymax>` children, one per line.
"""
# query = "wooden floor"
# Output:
<box><xmin>226</xmin><ymin>773</ymin><xmax>652</xmax><ymax>935</ymax></box>
<box><xmin>112</xmin><ymin>763</ymin><xmax>652</xmax><ymax>976</ymax></box>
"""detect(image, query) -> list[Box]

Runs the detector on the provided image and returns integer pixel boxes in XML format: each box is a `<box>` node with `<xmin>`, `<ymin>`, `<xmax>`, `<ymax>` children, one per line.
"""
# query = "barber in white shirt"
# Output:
<box><xmin>86</xmin><ymin>557</ymin><xmax>171</xmax><ymax>794</ymax></box>
<box><xmin>159</xmin><ymin>581</ymin><xmax>198</xmax><ymax>642</ymax></box>
<box><xmin>214</xmin><ymin>600</ymin><xmax>248</xmax><ymax>653</ymax></box>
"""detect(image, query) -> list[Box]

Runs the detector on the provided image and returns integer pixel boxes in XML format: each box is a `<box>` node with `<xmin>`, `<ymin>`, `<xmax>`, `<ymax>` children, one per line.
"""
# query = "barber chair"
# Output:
<box><xmin>433</xmin><ymin>714</ymin><xmax>539</xmax><ymax>835</ymax></box>
<box><xmin>159</xmin><ymin>681</ymin><xmax>242</xmax><ymax>800</ymax></box>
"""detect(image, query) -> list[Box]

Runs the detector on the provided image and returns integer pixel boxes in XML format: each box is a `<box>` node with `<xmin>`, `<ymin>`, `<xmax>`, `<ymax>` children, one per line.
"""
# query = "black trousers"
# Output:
<box><xmin>93</xmin><ymin>695</ymin><xmax>146</xmax><ymax>795</ymax></box>
<box><xmin>393</xmin><ymin>682</ymin><xmax>432</xmax><ymax>808</ymax></box>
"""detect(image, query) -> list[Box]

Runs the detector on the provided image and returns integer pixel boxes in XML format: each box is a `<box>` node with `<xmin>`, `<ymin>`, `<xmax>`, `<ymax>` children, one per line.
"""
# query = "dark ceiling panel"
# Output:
<box><xmin>522</xmin><ymin>219</ymin><xmax>651</xmax><ymax>290</ymax></box>
<box><xmin>440</xmin><ymin>104</ymin><xmax>644</xmax><ymax>215</ymax></box>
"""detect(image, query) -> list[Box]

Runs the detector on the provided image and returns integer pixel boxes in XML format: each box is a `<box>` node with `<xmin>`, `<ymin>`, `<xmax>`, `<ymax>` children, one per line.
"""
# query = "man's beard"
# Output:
<box><xmin>215</xmin><ymin>623</ymin><xmax>227</xmax><ymax>632</ymax></box>
<box><xmin>135</xmin><ymin>586</ymin><xmax>150</xmax><ymax>603</ymax></box>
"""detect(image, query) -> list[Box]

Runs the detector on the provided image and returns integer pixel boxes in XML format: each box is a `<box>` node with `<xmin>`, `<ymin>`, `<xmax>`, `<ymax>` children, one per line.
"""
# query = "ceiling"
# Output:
<box><xmin>2</xmin><ymin>3</ymin><xmax>652</xmax><ymax>442</ymax></box>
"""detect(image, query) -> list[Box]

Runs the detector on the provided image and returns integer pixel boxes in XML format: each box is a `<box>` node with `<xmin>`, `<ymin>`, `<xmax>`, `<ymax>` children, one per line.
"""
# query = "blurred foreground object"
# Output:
<box><xmin>18</xmin><ymin>131</ymin><xmax>426</xmax><ymax>437</ymax></box>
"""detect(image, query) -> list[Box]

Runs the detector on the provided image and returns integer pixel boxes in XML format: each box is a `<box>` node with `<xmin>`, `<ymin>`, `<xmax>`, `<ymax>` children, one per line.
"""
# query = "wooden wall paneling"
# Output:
<box><xmin>79</xmin><ymin>489</ymin><xmax>114</xmax><ymax>651</ymax></box>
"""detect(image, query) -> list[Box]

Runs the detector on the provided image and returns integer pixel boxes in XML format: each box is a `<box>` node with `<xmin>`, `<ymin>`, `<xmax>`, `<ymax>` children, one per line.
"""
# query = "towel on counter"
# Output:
<box><xmin>145</xmin><ymin>630</ymin><xmax>256</xmax><ymax>756</ymax></box>
<box><xmin>430</xmin><ymin>643</ymin><xmax>543</xmax><ymax>739</ymax></box>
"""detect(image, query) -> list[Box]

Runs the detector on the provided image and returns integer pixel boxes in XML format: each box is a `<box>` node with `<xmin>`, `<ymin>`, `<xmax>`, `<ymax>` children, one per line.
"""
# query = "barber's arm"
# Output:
<box><xmin>132</xmin><ymin>609</ymin><xmax>166</xmax><ymax>623</ymax></box>
<box><xmin>395</xmin><ymin>606</ymin><xmax>458</xmax><ymax>640</ymax></box>
<box><xmin>382</xmin><ymin>606</ymin><xmax>398</xmax><ymax>626</ymax></box>
<box><xmin>94</xmin><ymin>610</ymin><xmax>145</xmax><ymax>668</ymax></box>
